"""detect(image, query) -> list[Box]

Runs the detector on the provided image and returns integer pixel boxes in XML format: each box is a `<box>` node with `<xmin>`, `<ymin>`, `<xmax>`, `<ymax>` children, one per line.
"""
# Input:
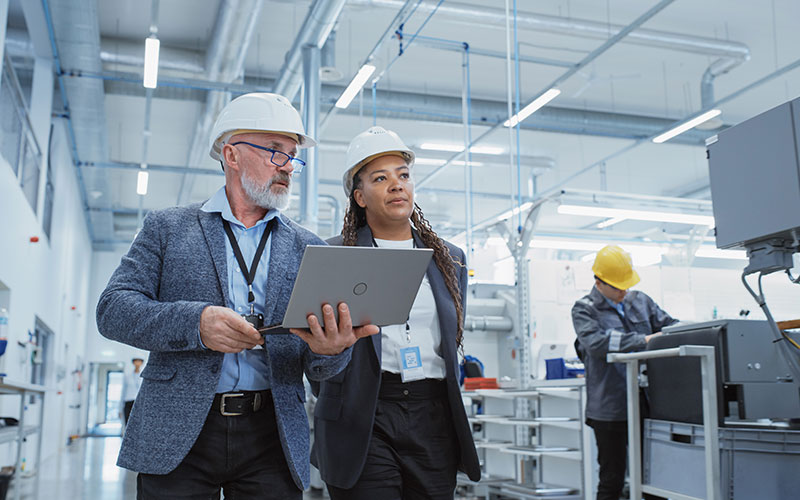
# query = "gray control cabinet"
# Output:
<box><xmin>707</xmin><ymin>96</ymin><xmax>800</xmax><ymax>249</ymax></box>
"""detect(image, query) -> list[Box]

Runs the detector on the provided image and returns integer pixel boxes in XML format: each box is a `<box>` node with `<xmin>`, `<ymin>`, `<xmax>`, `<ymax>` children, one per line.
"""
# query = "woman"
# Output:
<box><xmin>311</xmin><ymin>126</ymin><xmax>480</xmax><ymax>499</ymax></box>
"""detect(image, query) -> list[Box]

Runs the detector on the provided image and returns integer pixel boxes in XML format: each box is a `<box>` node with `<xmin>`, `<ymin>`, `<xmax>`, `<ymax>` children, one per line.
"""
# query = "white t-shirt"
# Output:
<box><xmin>374</xmin><ymin>238</ymin><xmax>446</xmax><ymax>380</ymax></box>
<box><xmin>123</xmin><ymin>368</ymin><xmax>143</xmax><ymax>402</ymax></box>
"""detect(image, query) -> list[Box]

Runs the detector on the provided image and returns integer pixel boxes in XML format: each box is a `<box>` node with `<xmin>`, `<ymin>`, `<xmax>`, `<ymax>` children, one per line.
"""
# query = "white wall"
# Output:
<box><xmin>0</xmin><ymin>120</ymin><xmax>92</xmax><ymax>465</ymax></box>
<box><xmin>86</xmin><ymin>248</ymin><xmax>149</xmax><ymax>364</ymax></box>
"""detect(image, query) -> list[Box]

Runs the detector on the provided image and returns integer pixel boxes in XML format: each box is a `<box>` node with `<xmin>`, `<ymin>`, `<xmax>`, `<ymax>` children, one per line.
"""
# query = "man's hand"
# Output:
<box><xmin>199</xmin><ymin>305</ymin><xmax>264</xmax><ymax>353</ymax></box>
<box><xmin>645</xmin><ymin>332</ymin><xmax>662</xmax><ymax>343</ymax></box>
<box><xmin>291</xmin><ymin>303</ymin><xmax>379</xmax><ymax>355</ymax></box>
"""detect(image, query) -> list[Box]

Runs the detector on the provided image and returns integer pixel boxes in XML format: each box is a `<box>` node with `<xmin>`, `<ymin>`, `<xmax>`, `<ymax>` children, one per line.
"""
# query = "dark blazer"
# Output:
<box><xmin>311</xmin><ymin>224</ymin><xmax>481</xmax><ymax>489</ymax></box>
<box><xmin>96</xmin><ymin>203</ymin><xmax>352</xmax><ymax>490</ymax></box>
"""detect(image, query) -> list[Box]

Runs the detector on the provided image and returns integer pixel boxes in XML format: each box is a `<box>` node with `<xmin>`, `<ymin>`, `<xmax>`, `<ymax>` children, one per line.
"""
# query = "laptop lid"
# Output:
<box><xmin>272</xmin><ymin>245</ymin><xmax>434</xmax><ymax>330</ymax></box>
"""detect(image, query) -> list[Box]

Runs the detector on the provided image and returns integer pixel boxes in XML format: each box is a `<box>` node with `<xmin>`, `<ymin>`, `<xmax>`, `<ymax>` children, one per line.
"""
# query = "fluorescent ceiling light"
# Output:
<box><xmin>414</xmin><ymin>158</ymin><xmax>446</xmax><ymax>166</ymax></box>
<box><xmin>597</xmin><ymin>217</ymin><xmax>626</xmax><ymax>229</ymax></box>
<box><xmin>420</xmin><ymin>142</ymin><xmax>462</xmax><ymax>152</ymax></box>
<box><xmin>136</xmin><ymin>170</ymin><xmax>149</xmax><ymax>195</ymax></box>
<box><xmin>652</xmin><ymin>109</ymin><xmax>722</xmax><ymax>144</ymax></box>
<box><xmin>419</xmin><ymin>143</ymin><xmax>504</xmax><ymax>155</ymax></box>
<box><xmin>470</xmin><ymin>145</ymin><xmax>505</xmax><ymax>155</ymax></box>
<box><xmin>143</xmin><ymin>37</ymin><xmax>160</xmax><ymax>89</ymax></box>
<box><xmin>334</xmin><ymin>64</ymin><xmax>376</xmax><ymax>109</ymax></box>
<box><xmin>531</xmin><ymin>238</ymin><xmax>664</xmax><ymax>266</ymax></box>
<box><xmin>694</xmin><ymin>247</ymin><xmax>747</xmax><ymax>260</ymax></box>
<box><xmin>558</xmin><ymin>204</ymin><xmax>715</xmax><ymax>226</ymax></box>
<box><xmin>504</xmin><ymin>88</ymin><xmax>561</xmax><ymax>127</ymax></box>
<box><xmin>495</xmin><ymin>202</ymin><xmax>534</xmax><ymax>222</ymax></box>
<box><xmin>414</xmin><ymin>157</ymin><xmax>484</xmax><ymax>167</ymax></box>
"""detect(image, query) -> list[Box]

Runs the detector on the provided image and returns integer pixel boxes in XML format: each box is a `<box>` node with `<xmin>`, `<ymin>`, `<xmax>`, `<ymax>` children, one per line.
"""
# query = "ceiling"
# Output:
<box><xmin>14</xmin><ymin>0</ymin><xmax>800</xmax><ymax>250</ymax></box>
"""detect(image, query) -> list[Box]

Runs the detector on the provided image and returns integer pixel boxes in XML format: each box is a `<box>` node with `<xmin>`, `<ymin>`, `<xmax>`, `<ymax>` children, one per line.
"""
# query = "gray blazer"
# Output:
<box><xmin>96</xmin><ymin>203</ymin><xmax>352</xmax><ymax>490</ymax></box>
<box><xmin>311</xmin><ymin>225</ymin><xmax>481</xmax><ymax>488</ymax></box>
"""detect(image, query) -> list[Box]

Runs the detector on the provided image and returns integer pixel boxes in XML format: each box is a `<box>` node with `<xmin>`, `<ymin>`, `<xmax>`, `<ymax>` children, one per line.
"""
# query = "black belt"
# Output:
<box><xmin>211</xmin><ymin>390</ymin><xmax>271</xmax><ymax>416</ymax></box>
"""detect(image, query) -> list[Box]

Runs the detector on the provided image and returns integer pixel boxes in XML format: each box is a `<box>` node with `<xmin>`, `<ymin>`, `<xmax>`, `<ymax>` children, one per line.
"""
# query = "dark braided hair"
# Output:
<box><xmin>342</xmin><ymin>169</ymin><xmax>466</xmax><ymax>354</ymax></box>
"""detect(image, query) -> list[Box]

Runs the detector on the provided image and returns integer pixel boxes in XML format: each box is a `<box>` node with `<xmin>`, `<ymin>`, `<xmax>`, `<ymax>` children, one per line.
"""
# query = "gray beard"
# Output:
<box><xmin>241</xmin><ymin>170</ymin><xmax>292</xmax><ymax>211</ymax></box>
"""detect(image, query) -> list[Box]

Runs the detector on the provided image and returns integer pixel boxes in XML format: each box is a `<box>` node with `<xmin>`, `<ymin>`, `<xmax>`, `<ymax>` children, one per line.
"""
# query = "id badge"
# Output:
<box><xmin>398</xmin><ymin>346</ymin><xmax>425</xmax><ymax>382</ymax></box>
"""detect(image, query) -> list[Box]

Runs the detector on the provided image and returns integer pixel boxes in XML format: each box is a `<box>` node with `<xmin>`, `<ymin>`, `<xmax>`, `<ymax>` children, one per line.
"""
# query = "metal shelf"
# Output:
<box><xmin>499</xmin><ymin>482</ymin><xmax>581</xmax><ymax>500</ymax></box>
<box><xmin>499</xmin><ymin>446</ymin><xmax>583</xmax><ymax>461</ymax></box>
<box><xmin>0</xmin><ymin>426</ymin><xmax>38</xmax><ymax>446</ymax></box>
<box><xmin>474</xmin><ymin>439</ymin><xmax>514</xmax><ymax>450</ymax></box>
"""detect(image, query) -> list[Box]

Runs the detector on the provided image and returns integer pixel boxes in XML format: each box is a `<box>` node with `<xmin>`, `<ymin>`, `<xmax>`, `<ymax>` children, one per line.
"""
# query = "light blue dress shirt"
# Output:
<box><xmin>201</xmin><ymin>186</ymin><xmax>283</xmax><ymax>392</ymax></box>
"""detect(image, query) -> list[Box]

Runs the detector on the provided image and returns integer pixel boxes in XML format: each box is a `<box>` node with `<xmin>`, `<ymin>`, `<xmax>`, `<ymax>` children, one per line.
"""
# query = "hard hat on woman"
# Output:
<box><xmin>342</xmin><ymin>126</ymin><xmax>415</xmax><ymax>196</ymax></box>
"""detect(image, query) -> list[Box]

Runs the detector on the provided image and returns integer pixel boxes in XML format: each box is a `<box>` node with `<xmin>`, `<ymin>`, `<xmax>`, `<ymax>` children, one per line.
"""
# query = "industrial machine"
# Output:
<box><xmin>648</xmin><ymin>319</ymin><xmax>800</xmax><ymax>425</ymax></box>
<box><xmin>706</xmin><ymin>95</ymin><xmax>800</xmax><ymax>391</ymax></box>
<box><xmin>608</xmin><ymin>98</ymin><xmax>800</xmax><ymax>500</ymax></box>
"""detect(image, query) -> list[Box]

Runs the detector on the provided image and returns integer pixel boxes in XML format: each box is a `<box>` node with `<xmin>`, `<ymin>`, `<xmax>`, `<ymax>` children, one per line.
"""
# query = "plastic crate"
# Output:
<box><xmin>545</xmin><ymin>358</ymin><xmax>584</xmax><ymax>379</ymax></box>
<box><xmin>643</xmin><ymin>419</ymin><xmax>800</xmax><ymax>499</ymax></box>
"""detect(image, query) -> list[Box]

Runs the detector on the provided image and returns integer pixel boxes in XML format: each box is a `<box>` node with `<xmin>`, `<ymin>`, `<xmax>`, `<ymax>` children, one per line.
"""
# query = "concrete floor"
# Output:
<box><xmin>6</xmin><ymin>437</ymin><xmax>323</xmax><ymax>500</ymax></box>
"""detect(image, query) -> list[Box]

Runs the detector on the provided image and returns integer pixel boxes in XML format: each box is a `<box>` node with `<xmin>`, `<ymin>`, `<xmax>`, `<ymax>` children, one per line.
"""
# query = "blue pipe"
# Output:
<box><xmin>465</xmin><ymin>44</ymin><xmax>474</xmax><ymax>261</ymax></box>
<box><xmin>513</xmin><ymin>0</ymin><xmax>522</xmax><ymax>233</ymax></box>
<box><xmin>372</xmin><ymin>82</ymin><xmax>377</xmax><ymax>125</ymax></box>
<box><xmin>371</xmin><ymin>0</ymin><xmax>443</xmax><ymax>120</ymax></box>
<box><xmin>41</xmin><ymin>0</ymin><xmax>95</xmax><ymax>242</ymax></box>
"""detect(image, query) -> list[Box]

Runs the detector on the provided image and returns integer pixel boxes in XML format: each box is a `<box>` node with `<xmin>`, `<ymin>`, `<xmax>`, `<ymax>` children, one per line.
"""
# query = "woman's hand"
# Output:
<box><xmin>291</xmin><ymin>303</ymin><xmax>379</xmax><ymax>355</ymax></box>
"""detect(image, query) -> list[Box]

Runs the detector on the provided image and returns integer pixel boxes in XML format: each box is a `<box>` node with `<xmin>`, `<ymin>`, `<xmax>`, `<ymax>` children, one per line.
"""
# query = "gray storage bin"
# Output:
<box><xmin>643</xmin><ymin>419</ymin><xmax>800</xmax><ymax>499</ymax></box>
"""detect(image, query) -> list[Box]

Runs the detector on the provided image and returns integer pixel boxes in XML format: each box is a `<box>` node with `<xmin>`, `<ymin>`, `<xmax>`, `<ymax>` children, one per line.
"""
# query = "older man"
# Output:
<box><xmin>572</xmin><ymin>245</ymin><xmax>676</xmax><ymax>500</ymax></box>
<box><xmin>97</xmin><ymin>93</ymin><xmax>377</xmax><ymax>499</ymax></box>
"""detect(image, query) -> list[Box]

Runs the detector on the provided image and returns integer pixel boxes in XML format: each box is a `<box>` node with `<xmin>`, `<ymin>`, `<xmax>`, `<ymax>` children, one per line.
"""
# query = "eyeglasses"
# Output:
<box><xmin>230</xmin><ymin>141</ymin><xmax>306</xmax><ymax>172</ymax></box>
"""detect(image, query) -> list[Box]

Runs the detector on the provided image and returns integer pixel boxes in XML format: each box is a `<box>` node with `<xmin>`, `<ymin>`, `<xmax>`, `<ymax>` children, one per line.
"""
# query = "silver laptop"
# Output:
<box><xmin>260</xmin><ymin>245</ymin><xmax>433</xmax><ymax>333</ymax></box>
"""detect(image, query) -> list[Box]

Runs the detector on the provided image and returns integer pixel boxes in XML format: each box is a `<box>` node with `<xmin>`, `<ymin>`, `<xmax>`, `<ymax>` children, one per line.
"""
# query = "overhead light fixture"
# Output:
<box><xmin>558</xmin><ymin>204</ymin><xmax>714</xmax><ymax>226</ymax></box>
<box><xmin>495</xmin><ymin>202</ymin><xmax>534</xmax><ymax>222</ymax></box>
<box><xmin>694</xmin><ymin>247</ymin><xmax>747</xmax><ymax>260</ymax></box>
<box><xmin>597</xmin><ymin>217</ymin><xmax>626</xmax><ymax>229</ymax></box>
<box><xmin>504</xmin><ymin>88</ymin><xmax>561</xmax><ymax>127</ymax></box>
<box><xmin>143</xmin><ymin>36</ymin><xmax>160</xmax><ymax>89</ymax></box>
<box><xmin>414</xmin><ymin>158</ymin><xmax>484</xmax><ymax>167</ymax></box>
<box><xmin>652</xmin><ymin>109</ymin><xmax>722</xmax><ymax>144</ymax></box>
<box><xmin>137</xmin><ymin>170</ymin><xmax>149</xmax><ymax>195</ymax></box>
<box><xmin>335</xmin><ymin>64</ymin><xmax>376</xmax><ymax>109</ymax></box>
<box><xmin>530</xmin><ymin>238</ymin><xmax>664</xmax><ymax>266</ymax></box>
<box><xmin>470</xmin><ymin>145</ymin><xmax>504</xmax><ymax>155</ymax></box>
<box><xmin>419</xmin><ymin>143</ymin><xmax>504</xmax><ymax>155</ymax></box>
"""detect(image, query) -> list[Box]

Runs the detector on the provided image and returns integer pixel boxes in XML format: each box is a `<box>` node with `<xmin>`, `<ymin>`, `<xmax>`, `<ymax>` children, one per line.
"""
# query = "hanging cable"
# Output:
<box><xmin>741</xmin><ymin>272</ymin><xmax>800</xmax><ymax>368</ymax></box>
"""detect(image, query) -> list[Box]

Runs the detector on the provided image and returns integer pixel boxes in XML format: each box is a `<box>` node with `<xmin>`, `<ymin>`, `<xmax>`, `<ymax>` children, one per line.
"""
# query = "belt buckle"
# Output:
<box><xmin>220</xmin><ymin>392</ymin><xmax>245</xmax><ymax>416</ymax></box>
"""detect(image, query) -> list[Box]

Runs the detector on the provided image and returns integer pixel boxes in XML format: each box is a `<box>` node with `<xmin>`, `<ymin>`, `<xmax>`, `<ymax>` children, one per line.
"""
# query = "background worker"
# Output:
<box><xmin>572</xmin><ymin>245</ymin><xmax>677</xmax><ymax>500</ymax></box>
<box><xmin>97</xmin><ymin>93</ymin><xmax>377</xmax><ymax>499</ymax></box>
<box><xmin>120</xmin><ymin>357</ymin><xmax>144</xmax><ymax>426</ymax></box>
<box><xmin>312</xmin><ymin>126</ymin><xmax>480</xmax><ymax>499</ymax></box>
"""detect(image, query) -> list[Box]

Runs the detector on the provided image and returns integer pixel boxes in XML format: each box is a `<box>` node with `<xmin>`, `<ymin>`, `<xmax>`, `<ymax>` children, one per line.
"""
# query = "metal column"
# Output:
<box><xmin>301</xmin><ymin>44</ymin><xmax>320</xmax><ymax>233</ymax></box>
<box><xmin>461</xmin><ymin>46</ymin><xmax>474</xmax><ymax>264</ymax></box>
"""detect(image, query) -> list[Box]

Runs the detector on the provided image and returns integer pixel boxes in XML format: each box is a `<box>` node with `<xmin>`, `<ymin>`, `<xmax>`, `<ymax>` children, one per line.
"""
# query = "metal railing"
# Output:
<box><xmin>0</xmin><ymin>51</ymin><xmax>42</xmax><ymax>214</ymax></box>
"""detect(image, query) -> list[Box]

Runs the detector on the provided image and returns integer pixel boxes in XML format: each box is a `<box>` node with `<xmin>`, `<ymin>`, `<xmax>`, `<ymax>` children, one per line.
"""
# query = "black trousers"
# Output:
<box><xmin>327</xmin><ymin>373</ymin><xmax>459</xmax><ymax>500</ymax></box>
<box><xmin>587</xmin><ymin>418</ymin><xmax>627</xmax><ymax>500</ymax></box>
<box><xmin>123</xmin><ymin>400</ymin><xmax>134</xmax><ymax>426</ymax></box>
<box><xmin>137</xmin><ymin>391</ymin><xmax>300</xmax><ymax>500</ymax></box>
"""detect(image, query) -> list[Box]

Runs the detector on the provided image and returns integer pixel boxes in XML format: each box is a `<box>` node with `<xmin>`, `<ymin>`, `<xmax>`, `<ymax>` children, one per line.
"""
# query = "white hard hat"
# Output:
<box><xmin>343</xmin><ymin>126</ymin><xmax>415</xmax><ymax>197</ymax></box>
<box><xmin>208</xmin><ymin>92</ymin><xmax>316</xmax><ymax>161</ymax></box>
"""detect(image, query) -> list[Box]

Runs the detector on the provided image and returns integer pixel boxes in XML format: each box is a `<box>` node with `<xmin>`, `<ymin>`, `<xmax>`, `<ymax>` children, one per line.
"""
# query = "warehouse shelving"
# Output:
<box><xmin>460</xmin><ymin>378</ymin><xmax>594</xmax><ymax>499</ymax></box>
<box><xmin>0</xmin><ymin>378</ymin><xmax>47</xmax><ymax>500</ymax></box>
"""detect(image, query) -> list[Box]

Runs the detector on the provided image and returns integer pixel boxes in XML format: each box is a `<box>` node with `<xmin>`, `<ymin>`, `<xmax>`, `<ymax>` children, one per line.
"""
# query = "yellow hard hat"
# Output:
<box><xmin>592</xmin><ymin>245</ymin><xmax>640</xmax><ymax>290</ymax></box>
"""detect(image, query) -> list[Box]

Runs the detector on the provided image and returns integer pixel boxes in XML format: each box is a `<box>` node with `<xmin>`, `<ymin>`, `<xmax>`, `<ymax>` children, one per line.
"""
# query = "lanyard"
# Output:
<box><xmin>372</xmin><ymin>235</ymin><xmax>416</xmax><ymax>343</ymax></box>
<box><xmin>222</xmin><ymin>217</ymin><xmax>276</xmax><ymax>306</ymax></box>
